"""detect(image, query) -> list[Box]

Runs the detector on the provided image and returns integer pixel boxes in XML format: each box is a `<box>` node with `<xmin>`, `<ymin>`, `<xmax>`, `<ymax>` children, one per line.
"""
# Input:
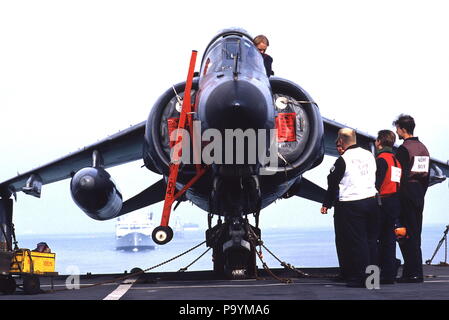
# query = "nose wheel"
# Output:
<box><xmin>152</xmin><ymin>226</ymin><xmax>174</xmax><ymax>245</ymax></box>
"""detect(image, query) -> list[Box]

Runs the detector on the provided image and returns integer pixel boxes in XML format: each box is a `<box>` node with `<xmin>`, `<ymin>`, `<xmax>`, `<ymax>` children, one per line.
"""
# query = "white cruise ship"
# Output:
<box><xmin>115</xmin><ymin>211</ymin><xmax>156</xmax><ymax>251</ymax></box>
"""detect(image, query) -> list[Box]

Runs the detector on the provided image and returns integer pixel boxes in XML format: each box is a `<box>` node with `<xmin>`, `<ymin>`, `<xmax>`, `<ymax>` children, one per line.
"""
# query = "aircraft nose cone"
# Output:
<box><xmin>202</xmin><ymin>80</ymin><xmax>270</xmax><ymax>131</ymax></box>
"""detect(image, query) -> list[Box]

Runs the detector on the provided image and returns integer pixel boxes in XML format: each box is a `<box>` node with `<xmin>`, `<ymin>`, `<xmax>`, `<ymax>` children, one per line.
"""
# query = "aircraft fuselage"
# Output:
<box><xmin>143</xmin><ymin>29</ymin><xmax>325</xmax><ymax>218</ymax></box>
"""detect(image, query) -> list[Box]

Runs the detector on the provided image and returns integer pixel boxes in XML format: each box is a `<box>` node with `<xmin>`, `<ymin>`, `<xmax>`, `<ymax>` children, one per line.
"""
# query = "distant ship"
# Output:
<box><xmin>115</xmin><ymin>211</ymin><xmax>156</xmax><ymax>251</ymax></box>
<box><xmin>172</xmin><ymin>216</ymin><xmax>200</xmax><ymax>238</ymax></box>
<box><xmin>182</xmin><ymin>222</ymin><xmax>200</xmax><ymax>231</ymax></box>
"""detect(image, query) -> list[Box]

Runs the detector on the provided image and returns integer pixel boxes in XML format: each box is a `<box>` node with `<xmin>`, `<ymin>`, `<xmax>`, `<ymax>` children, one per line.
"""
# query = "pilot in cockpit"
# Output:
<box><xmin>253</xmin><ymin>35</ymin><xmax>274</xmax><ymax>77</ymax></box>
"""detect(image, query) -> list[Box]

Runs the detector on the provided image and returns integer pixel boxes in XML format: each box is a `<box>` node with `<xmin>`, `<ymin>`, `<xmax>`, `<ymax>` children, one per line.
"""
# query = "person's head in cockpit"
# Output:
<box><xmin>253</xmin><ymin>34</ymin><xmax>274</xmax><ymax>77</ymax></box>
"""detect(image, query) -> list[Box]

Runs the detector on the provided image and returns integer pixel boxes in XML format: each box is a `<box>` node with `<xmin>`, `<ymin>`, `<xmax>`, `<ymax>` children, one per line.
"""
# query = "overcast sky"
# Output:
<box><xmin>0</xmin><ymin>0</ymin><xmax>448</xmax><ymax>235</ymax></box>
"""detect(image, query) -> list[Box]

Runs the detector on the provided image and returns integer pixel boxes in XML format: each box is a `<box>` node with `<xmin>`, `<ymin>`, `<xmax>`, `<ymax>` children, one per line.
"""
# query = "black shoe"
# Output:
<box><xmin>396</xmin><ymin>276</ymin><xmax>423</xmax><ymax>283</ymax></box>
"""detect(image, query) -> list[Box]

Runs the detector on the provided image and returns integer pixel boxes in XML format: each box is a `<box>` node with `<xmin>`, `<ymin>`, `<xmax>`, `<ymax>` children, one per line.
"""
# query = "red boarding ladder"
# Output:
<box><xmin>152</xmin><ymin>50</ymin><xmax>208</xmax><ymax>245</ymax></box>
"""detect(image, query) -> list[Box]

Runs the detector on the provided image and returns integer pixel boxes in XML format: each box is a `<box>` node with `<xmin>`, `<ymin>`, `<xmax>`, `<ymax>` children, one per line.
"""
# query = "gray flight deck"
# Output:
<box><xmin>1</xmin><ymin>264</ymin><xmax>448</xmax><ymax>300</ymax></box>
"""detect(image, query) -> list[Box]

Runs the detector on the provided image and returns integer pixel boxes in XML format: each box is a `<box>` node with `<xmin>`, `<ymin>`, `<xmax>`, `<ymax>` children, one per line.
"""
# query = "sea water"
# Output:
<box><xmin>15</xmin><ymin>224</ymin><xmax>449</xmax><ymax>275</ymax></box>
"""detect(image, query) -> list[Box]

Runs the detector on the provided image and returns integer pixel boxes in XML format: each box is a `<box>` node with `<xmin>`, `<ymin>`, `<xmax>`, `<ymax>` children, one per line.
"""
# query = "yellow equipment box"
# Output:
<box><xmin>9</xmin><ymin>249</ymin><xmax>56</xmax><ymax>274</ymax></box>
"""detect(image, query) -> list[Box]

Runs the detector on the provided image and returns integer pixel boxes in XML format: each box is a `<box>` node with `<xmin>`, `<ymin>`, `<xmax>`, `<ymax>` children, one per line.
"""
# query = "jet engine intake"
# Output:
<box><xmin>144</xmin><ymin>80</ymin><xmax>199</xmax><ymax>176</ymax></box>
<box><xmin>268</xmin><ymin>77</ymin><xmax>324</xmax><ymax>174</ymax></box>
<box><xmin>70</xmin><ymin>167</ymin><xmax>123</xmax><ymax>220</ymax></box>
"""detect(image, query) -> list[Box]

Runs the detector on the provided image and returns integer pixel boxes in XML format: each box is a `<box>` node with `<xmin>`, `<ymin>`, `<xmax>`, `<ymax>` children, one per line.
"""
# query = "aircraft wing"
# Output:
<box><xmin>287</xmin><ymin>117</ymin><xmax>449</xmax><ymax>204</ymax></box>
<box><xmin>0</xmin><ymin>121</ymin><xmax>147</xmax><ymax>198</ymax></box>
<box><xmin>323</xmin><ymin>117</ymin><xmax>377</xmax><ymax>157</ymax></box>
<box><xmin>322</xmin><ymin>117</ymin><xmax>449</xmax><ymax>186</ymax></box>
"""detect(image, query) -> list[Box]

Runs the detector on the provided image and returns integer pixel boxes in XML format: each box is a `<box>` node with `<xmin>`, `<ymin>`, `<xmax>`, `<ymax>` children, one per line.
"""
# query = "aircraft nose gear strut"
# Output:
<box><xmin>206</xmin><ymin>217</ymin><xmax>260</xmax><ymax>279</ymax></box>
<box><xmin>223</xmin><ymin>218</ymin><xmax>251</xmax><ymax>252</ymax></box>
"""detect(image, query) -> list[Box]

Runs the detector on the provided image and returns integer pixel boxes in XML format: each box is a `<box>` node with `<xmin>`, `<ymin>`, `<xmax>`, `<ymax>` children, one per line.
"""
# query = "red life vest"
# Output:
<box><xmin>377</xmin><ymin>152</ymin><xmax>402</xmax><ymax>195</ymax></box>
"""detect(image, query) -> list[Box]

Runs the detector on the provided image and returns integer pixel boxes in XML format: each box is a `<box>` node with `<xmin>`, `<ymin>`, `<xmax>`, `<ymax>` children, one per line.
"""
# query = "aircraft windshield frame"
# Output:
<box><xmin>223</xmin><ymin>39</ymin><xmax>241</xmax><ymax>60</ymax></box>
<box><xmin>200</xmin><ymin>36</ymin><xmax>266</xmax><ymax>78</ymax></box>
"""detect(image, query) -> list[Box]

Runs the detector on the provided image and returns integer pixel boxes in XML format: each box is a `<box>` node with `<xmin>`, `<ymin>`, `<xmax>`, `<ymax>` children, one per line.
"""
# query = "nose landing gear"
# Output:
<box><xmin>206</xmin><ymin>217</ymin><xmax>260</xmax><ymax>279</ymax></box>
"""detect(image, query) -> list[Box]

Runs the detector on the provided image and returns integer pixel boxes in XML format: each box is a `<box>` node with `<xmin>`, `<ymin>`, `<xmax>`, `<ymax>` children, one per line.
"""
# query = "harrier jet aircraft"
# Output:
<box><xmin>1</xmin><ymin>28</ymin><xmax>448</xmax><ymax>278</ymax></box>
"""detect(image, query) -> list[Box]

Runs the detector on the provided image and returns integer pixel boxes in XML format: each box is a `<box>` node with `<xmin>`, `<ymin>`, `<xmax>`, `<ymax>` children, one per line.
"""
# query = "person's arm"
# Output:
<box><xmin>375</xmin><ymin>157</ymin><xmax>388</xmax><ymax>191</ymax></box>
<box><xmin>322</xmin><ymin>156</ymin><xmax>346</xmax><ymax>211</ymax></box>
<box><xmin>395</xmin><ymin>145</ymin><xmax>410</xmax><ymax>184</ymax></box>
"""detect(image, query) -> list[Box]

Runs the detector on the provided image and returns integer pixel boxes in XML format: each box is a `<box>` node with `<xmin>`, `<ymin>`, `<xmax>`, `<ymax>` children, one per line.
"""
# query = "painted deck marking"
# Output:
<box><xmin>103</xmin><ymin>279</ymin><xmax>137</xmax><ymax>300</ymax></box>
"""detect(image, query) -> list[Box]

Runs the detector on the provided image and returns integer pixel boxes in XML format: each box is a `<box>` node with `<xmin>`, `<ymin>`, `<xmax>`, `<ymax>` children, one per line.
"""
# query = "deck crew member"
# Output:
<box><xmin>393</xmin><ymin>114</ymin><xmax>430</xmax><ymax>283</ymax></box>
<box><xmin>253</xmin><ymin>35</ymin><xmax>274</xmax><ymax>77</ymax></box>
<box><xmin>321</xmin><ymin>128</ymin><xmax>380</xmax><ymax>287</ymax></box>
<box><xmin>375</xmin><ymin>130</ymin><xmax>402</xmax><ymax>284</ymax></box>
<box><xmin>332</xmin><ymin>140</ymin><xmax>347</xmax><ymax>280</ymax></box>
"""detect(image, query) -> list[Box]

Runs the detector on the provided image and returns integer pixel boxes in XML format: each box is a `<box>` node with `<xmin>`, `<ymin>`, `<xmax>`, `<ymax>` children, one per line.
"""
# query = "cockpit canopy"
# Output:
<box><xmin>199</xmin><ymin>29</ymin><xmax>266</xmax><ymax>81</ymax></box>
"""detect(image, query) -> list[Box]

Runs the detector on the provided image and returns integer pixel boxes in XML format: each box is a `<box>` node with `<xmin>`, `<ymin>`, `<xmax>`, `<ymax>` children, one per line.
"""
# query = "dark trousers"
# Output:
<box><xmin>378</xmin><ymin>194</ymin><xmax>401</xmax><ymax>280</ymax></box>
<box><xmin>399</xmin><ymin>188</ymin><xmax>425</xmax><ymax>278</ymax></box>
<box><xmin>334</xmin><ymin>197</ymin><xmax>380</xmax><ymax>283</ymax></box>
